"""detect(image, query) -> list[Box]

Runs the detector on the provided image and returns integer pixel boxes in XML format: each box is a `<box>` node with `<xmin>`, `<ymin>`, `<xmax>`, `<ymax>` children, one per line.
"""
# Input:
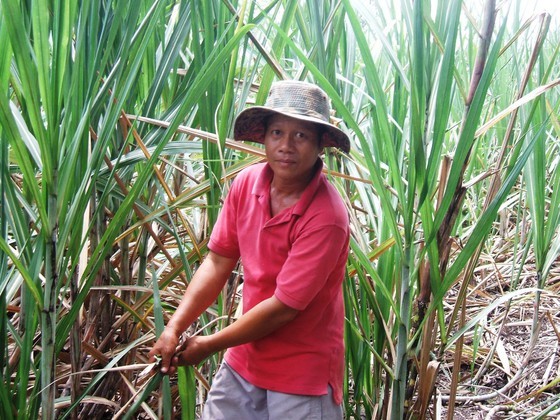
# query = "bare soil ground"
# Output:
<box><xmin>434</xmin><ymin>256</ymin><xmax>560</xmax><ymax>419</ymax></box>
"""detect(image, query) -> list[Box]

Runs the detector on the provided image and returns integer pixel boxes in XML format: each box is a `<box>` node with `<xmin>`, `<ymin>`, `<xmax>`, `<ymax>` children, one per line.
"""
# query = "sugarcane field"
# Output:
<box><xmin>1</xmin><ymin>0</ymin><xmax>560</xmax><ymax>418</ymax></box>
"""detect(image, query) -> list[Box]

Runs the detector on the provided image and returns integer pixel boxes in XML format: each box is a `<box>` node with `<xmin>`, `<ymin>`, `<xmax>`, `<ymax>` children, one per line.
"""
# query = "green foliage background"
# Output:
<box><xmin>1</xmin><ymin>0</ymin><xmax>559</xmax><ymax>418</ymax></box>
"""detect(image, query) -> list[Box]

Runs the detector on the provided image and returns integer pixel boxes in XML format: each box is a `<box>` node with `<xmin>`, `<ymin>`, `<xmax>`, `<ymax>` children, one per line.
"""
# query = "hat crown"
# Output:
<box><xmin>265</xmin><ymin>81</ymin><xmax>330</xmax><ymax>123</ymax></box>
<box><xmin>233</xmin><ymin>80</ymin><xmax>350</xmax><ymax>153</ymax></box>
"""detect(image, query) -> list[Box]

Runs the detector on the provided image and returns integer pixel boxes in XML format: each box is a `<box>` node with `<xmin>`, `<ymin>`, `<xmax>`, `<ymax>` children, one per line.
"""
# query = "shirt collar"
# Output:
<box><xmin>292</xmin><ymin>159</ymin><xmax>324</xmax><ymax>216</ymax></box>
<box><xmin>252</xmin><ymin>159</ymin><xmax>324</xmax><ymax>217</ymax></box>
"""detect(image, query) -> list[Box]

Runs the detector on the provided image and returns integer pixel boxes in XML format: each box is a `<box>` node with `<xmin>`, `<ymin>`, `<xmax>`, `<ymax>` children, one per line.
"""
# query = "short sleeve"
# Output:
<box><xmin>208</xmin><ymin>180</ymin><xmax>242</xmax><ymax>260</ymax></box>
<box><xmin>274</xmin><ymin>223</ymin><xmax>349</xmax><ymax>310</ymax></box>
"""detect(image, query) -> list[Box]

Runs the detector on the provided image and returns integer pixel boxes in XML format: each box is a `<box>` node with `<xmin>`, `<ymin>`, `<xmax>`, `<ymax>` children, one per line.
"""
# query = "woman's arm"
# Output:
<box><xmin>148</xmin><ymin>250</ymin><xmax>238</xmax><ymax>373</ymax></box>
<box><xmin>176</xmin><ymin>295</ymin><xmax>299</xmax><ymax>366</ymax></box>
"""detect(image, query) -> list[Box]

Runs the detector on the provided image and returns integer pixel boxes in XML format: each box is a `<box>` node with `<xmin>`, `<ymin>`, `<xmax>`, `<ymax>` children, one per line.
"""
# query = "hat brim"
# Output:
<box><xmin>233</xmin><ymin>106</ymin><xmax>351</xmax><ymax>153</ymax></box>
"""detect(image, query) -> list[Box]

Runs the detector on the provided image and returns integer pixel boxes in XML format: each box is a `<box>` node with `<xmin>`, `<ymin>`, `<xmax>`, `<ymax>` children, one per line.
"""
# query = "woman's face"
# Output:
<box><xmin>264</xmin><ymin>114</ymin><xmax>322</xmax><ymax>186</ymax></box>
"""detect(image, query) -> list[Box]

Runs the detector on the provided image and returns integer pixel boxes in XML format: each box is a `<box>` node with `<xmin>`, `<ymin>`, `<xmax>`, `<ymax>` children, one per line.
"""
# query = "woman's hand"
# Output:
<box><xmin>176</xmin><ymin>335</ymin><xmax>214</xmax><ymax>366</ymax></box>
<box><xmin>148</xmin><ymin>328</ymin><xmax>180</xmax><ymax>374</ymax></box>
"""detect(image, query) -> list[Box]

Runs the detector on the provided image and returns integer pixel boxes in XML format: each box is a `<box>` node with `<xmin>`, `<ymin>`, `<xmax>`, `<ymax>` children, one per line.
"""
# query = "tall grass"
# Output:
<box><xmin>1</xmin><ymin>0</ymin><xmax>559</xmax><ymax>418</ymax></box>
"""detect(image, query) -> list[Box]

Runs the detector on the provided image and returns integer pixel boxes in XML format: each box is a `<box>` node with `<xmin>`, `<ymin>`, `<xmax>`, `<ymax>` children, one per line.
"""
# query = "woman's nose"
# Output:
<box><xmin>278</xmin><ymin>134</ymin><xmax>294</xmax><ymax>150</ymax></box>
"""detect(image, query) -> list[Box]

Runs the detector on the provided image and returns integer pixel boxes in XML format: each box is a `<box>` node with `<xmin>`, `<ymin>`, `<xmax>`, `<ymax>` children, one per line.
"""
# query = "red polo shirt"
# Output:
<box><xmin>208</xmin><ymin>160</ymin><xmax>349</xmax><ymax>404</ymax></box>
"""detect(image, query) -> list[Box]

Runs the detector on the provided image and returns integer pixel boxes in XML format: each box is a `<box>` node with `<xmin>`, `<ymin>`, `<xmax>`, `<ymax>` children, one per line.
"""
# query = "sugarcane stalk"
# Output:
<box><xmin>41</xmin><ymin>190</ymin><xmax>58</xmax><ymax>420</ymax></box>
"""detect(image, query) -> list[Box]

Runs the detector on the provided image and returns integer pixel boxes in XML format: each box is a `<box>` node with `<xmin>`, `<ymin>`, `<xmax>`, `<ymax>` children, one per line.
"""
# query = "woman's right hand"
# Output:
<box><xmin>148</xmin><ymin>327</ymin><xmax>181</xmax><ymax>374</ymax></box>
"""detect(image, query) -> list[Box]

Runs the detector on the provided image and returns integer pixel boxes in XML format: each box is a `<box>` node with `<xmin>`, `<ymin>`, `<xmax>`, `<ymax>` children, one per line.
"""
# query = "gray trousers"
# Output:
<box><xmin>201</xmin><ymin>361</ymin><xmax>343</xmax><ymax>420</ymax></box>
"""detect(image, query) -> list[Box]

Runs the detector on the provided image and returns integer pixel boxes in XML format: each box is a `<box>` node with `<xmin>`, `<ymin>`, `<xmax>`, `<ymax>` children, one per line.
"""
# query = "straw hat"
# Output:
<box><xmin>233</xmin><ymin>80</ymin><xmax>350</xmax><ymax>153</ymax></box>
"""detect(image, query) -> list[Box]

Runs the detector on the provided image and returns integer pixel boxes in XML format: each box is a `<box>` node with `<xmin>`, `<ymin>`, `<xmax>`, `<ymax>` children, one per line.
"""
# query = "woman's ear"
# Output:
<box><xmin>319</xmin><ymin>131</ymin><xmax>328</xmax><ymax>150</ymax></box>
